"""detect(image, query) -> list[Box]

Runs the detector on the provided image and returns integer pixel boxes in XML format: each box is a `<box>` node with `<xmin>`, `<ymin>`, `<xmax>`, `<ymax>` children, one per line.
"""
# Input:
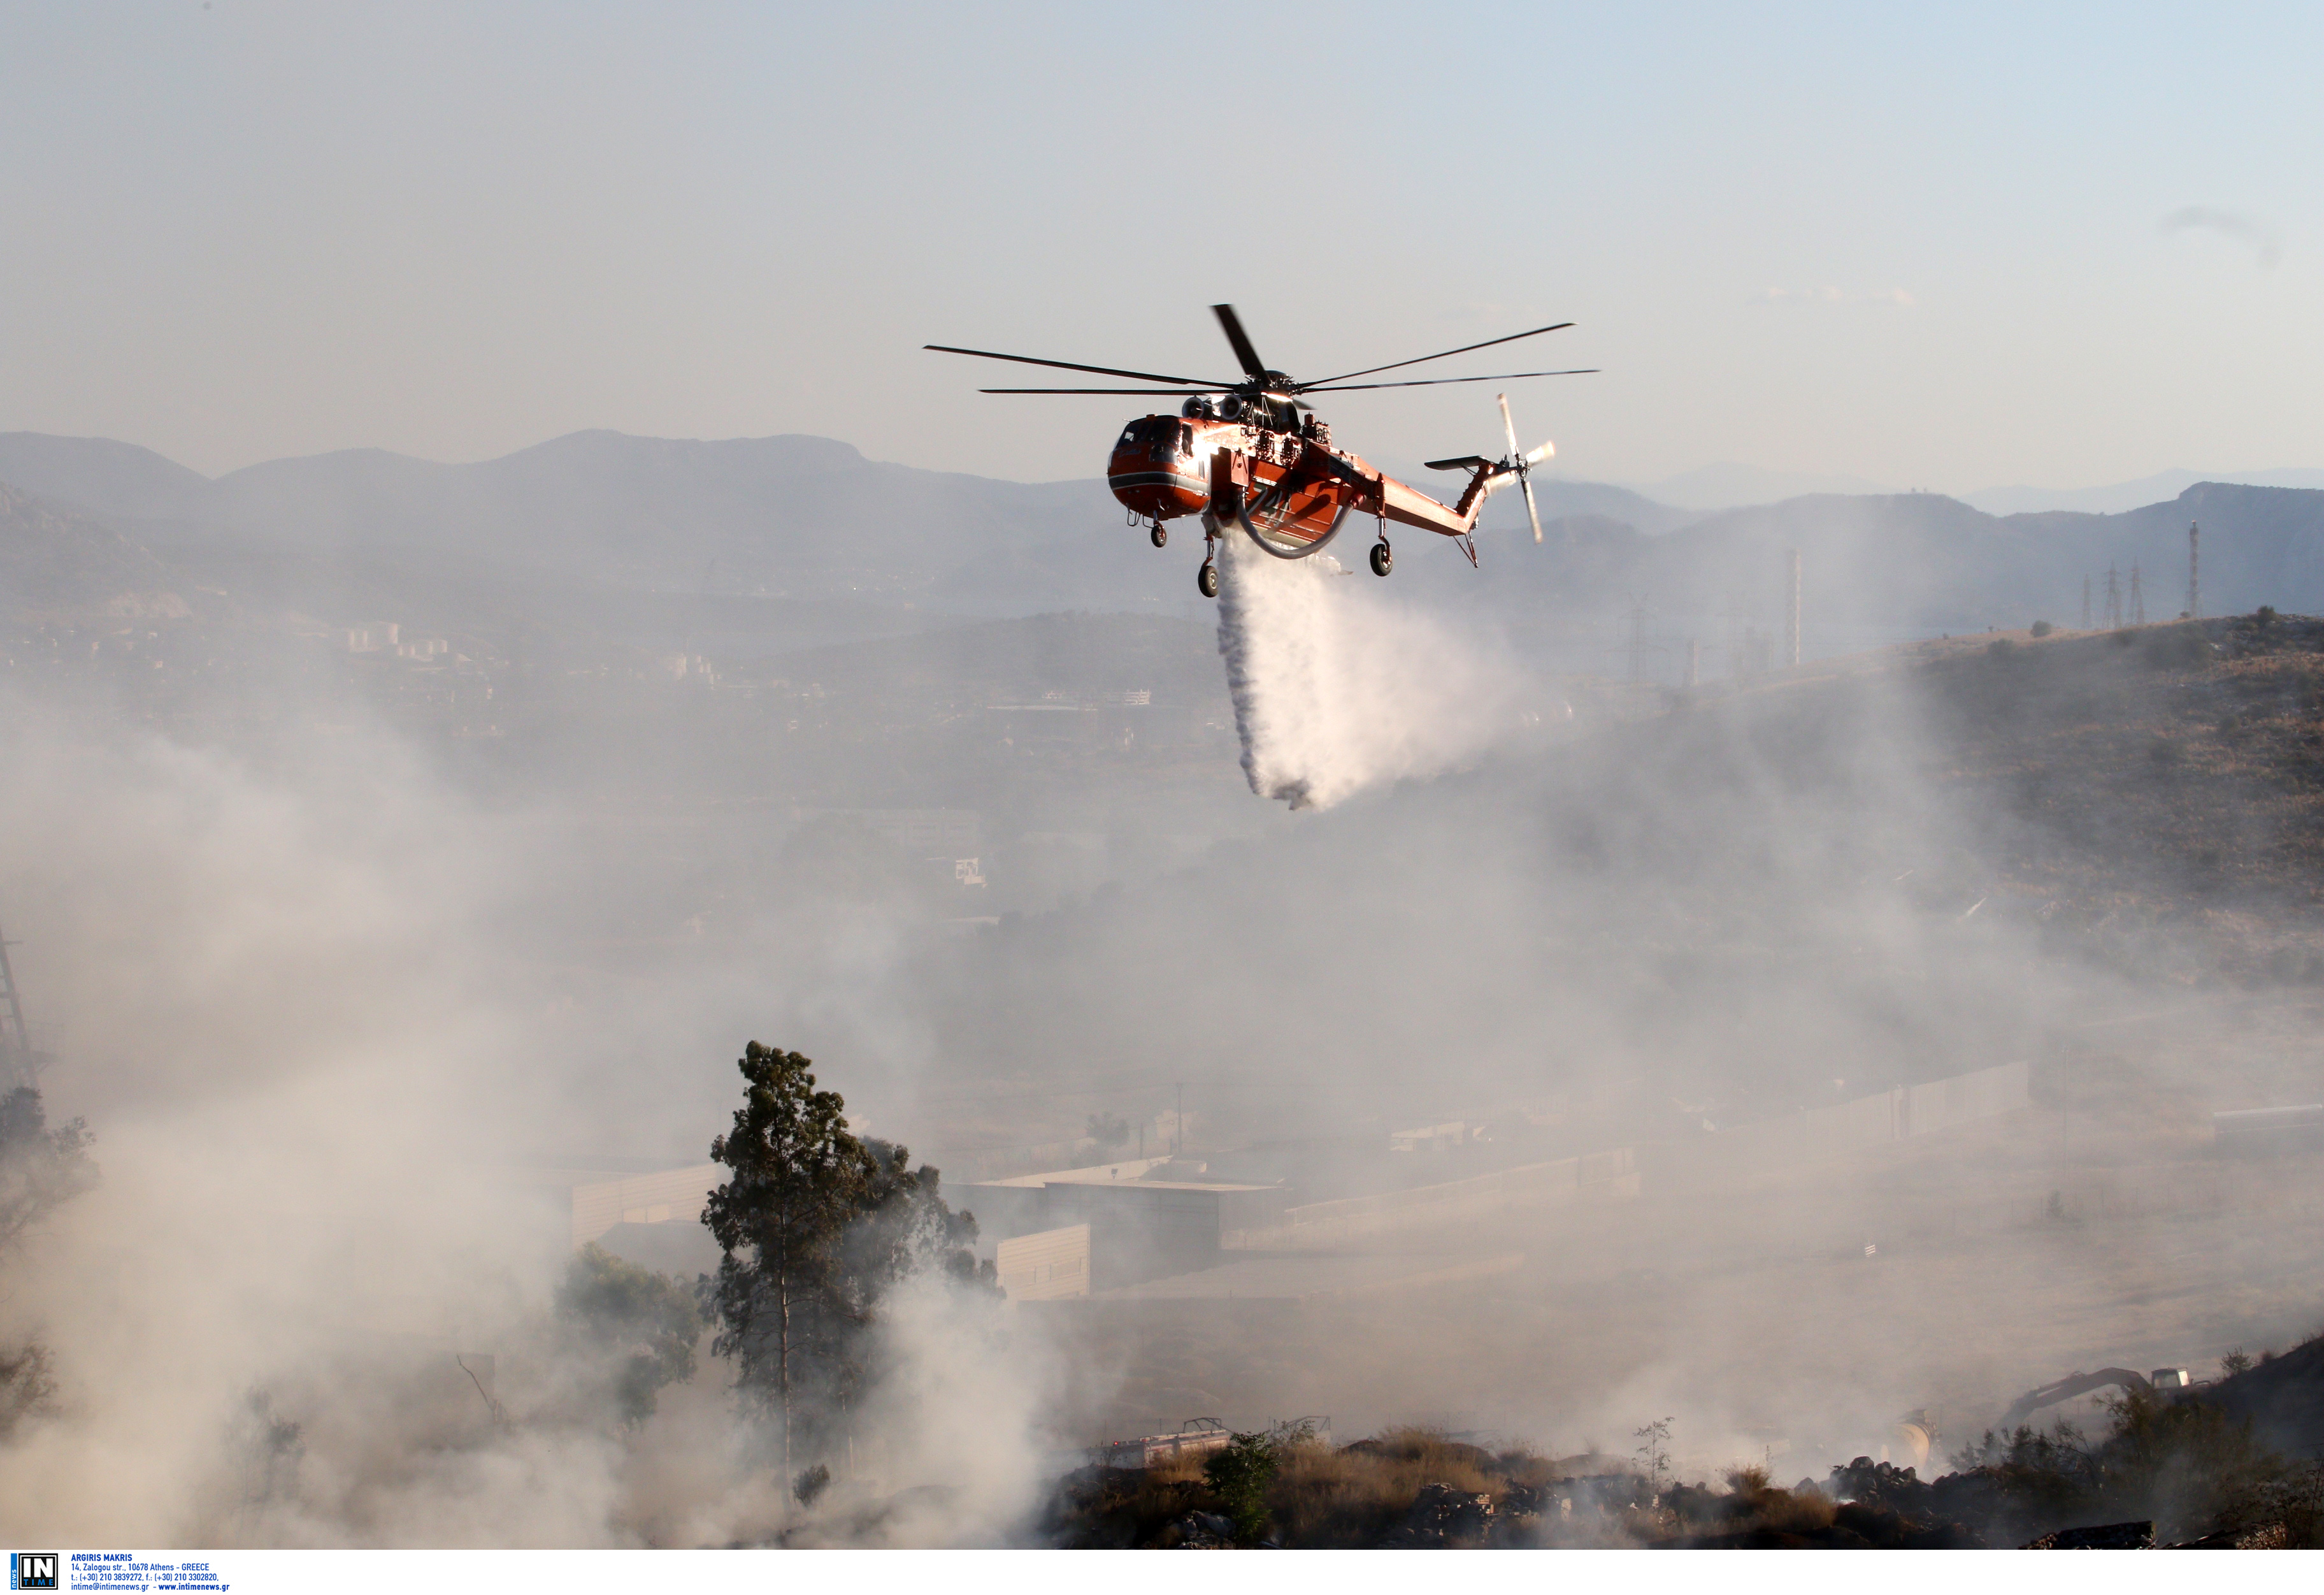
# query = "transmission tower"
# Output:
<box><xmin>2081</xmin><ymin>576</ymin><xmax>2091</xmax><ymax>630</ymax></box>
<box><xmin>2188</xmin><ymin>522</ymin><xmax>2200</xmax><ymax>620</ymax></box>
<box><xmin>1718</xmin><ymin>595</ymin><xmax>1751</xmax><ymax>680</ymax></box>
<box><xmin>0</xmin><ymin>922</ymin><xmax>35</xmax><ymax>1091</ymax></box>
<box><xmin>2130</xmin><ymin>561</ymin><xmax>2146</xmax><ymax>625</ymax></box>
<box><xmin>1784</xmin><ymin>548</ymin><xmax>1802</xmax><ymax>667</ymax></box>
<box><xmin>2105</xmin><ymin>565</ymin><xmax>2123</xmax><ymax>630</ymax></box>
<box><xmin>1609</xmin><ymin>596</ymin><xmax>1670</xmax><ymax>684</ymax></box>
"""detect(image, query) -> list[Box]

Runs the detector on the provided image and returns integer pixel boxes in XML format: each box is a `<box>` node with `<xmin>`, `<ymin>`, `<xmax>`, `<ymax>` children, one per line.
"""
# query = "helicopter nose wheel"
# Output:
<box><xmin>1369</xmin><ymin>540</ymin><xmax>1393</xmax><ymax>577</ymax></box>
<box><xmin>1198</xmin><ymin>561</ymin><xmax>1219</xmax><ymax>598</ymax></box>
<box><xmin>1150</xmin><ymin>522</ymin><xmax>1168</xmax><ymax>549</ymax></box>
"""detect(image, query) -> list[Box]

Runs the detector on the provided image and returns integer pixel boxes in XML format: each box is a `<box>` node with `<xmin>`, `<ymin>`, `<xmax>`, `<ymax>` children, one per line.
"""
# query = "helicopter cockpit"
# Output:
<box><xmin>1117</xmin><ymin>415</ymin><xmax>1196</xmax><ymax>461</ymax></box>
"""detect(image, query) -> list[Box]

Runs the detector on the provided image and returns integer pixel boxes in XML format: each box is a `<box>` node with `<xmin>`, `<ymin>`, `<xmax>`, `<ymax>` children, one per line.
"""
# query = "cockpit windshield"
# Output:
<box><xmin>1119</xmin><ymin>417</ymin><xmax>1191</xmax><ymax>456</ymax></box>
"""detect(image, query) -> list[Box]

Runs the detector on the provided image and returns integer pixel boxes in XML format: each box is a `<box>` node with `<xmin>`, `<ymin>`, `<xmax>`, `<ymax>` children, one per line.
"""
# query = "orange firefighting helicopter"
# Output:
<box><xmin>928</xmin><ymin>304</ymin><xmax>1594</xmax><ymax>596</ymax></box>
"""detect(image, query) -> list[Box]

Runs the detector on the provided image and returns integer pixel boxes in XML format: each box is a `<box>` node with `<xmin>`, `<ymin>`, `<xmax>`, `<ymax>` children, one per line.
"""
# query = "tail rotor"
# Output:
<box><xmin>1497</xmin><ymin>393</ymin><xmax>1553</xmax><ymax>544</ymax></box>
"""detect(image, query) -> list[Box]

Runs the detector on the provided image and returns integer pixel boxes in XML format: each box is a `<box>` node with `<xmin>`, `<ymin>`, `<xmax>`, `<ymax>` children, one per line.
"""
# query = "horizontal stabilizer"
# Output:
<box><xmin>1425</xmin><ymin>455</ymin><xmax>1494</xmax><ymax>472</ymax></box>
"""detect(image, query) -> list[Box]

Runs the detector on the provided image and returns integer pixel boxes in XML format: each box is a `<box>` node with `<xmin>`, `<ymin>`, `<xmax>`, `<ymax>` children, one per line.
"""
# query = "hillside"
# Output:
<box><xmin>1426</xmin><ymin>482</ymin><xmax>2324</xmax><ymax>640</ymax></box>
<box><xmin>17</xmin><ymin>429</ymin><xmax>2324</xmax><ymax>651</ymax></box>
<box><xmin>0</xmin><ymin>429</ymin><xmax>1159</xmax><ymax>620</ymax></box>
<box><xmin>0</xmin><ymin>434</ymin><xmax>217</xmax><ymax>522</ymax></box>
<box><xmin>2198</xmin><ymin>1336</ymin><xmax>2324</xmax><ymax>1458</ymax></box>
<box><xmin>0</xmin><ymin>482</ymin><xmax>187</xmax><ymax>617</ymax></box>
<box><xmin>20</xmin><ymin>426</ymin><xmax>2324</xmax><ymax>696</ymax></box>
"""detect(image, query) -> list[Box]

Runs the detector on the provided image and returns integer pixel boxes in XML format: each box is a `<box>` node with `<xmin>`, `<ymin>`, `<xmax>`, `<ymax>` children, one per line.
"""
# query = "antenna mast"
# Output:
<box><xmin>0</xmin><ymin>924</ymin><xmax>34</xmax><ymax>1091</ymax></box>
<box><xmin>1785</xmin><ymin>548</ymin><xmax>1802</xmax><ymax>668</ymax></box>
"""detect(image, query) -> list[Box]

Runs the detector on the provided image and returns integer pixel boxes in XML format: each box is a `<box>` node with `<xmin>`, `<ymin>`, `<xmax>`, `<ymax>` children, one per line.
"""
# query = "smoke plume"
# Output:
<box><xmin>0</xmin><ymin>700</ymin><xmax>1053</xmax><ymax>1547</ymax></box>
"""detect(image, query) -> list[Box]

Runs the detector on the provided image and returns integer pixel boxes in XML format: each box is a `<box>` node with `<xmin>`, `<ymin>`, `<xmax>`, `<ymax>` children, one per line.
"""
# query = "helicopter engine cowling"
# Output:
<box><xmin>1107</xmin><ymin>414</ymin><xmax>1214</xmax><ymax>521</ymax></box>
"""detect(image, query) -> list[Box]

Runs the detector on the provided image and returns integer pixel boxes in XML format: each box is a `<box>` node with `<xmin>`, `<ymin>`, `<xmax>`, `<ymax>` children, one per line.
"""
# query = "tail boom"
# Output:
<box><xmin>1379</xmin><ymin>461</ymin><xmax>1514</xmax><ymax>538</ymax></box>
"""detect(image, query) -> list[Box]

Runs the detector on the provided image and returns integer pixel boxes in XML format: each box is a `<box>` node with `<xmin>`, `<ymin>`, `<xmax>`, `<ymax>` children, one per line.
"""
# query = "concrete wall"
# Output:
<box><xmin>996</xmin><ymin>1223</ymin><xmax>1091</xmax><ymax>1301</ymax></box>
<box><xmin>1904</xmin><ymin>1060</ymin><xmax>2032</xmax><ymax>1138</ymax></box>
<box><xmin>1645</xmin><ymin>1060</ymin><xmax>2032</xmax><ymax>1191</ymax></box>
<box><xmin>1224</xmin><ymin>1148</ymin><xmax>1640</xmax><ymax>1252</ymax></box>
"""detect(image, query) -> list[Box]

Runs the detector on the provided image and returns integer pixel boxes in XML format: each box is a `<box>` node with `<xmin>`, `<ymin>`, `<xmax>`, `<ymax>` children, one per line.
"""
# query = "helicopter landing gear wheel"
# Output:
<box><xmin>1369</xmin><ymin>540</ymin><xmax>1393</xmax><ymax>577</ymax></box>
<box><xmin>1198</xmin><ymin>561</ymin><xmax>1219</xmax><ymax>598</ymax></box>
<box><xmin>1150</xmin><ymin>523</ymin><xmax>1168</xmax><ymax>549</ymax></box>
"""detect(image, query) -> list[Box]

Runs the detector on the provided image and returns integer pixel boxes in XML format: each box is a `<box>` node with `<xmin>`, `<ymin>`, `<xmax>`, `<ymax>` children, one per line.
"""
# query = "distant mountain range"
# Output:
<box><xmin>0</xmin><ymin>429</ymin><xmax>1156</xmax><ymax>617</ymax></box>
<box><xmin>1960</xmin><ymin>468</ymin><xmax>2324</xmax><ymax>517</ymax></box>
<box><xmin>1412</xmin><ymin>480</ymin><xmax>2324</xmax><ymax>646</ymax></box>
<box><xmin>1616</xmin><ymin>456</ymin><xmax>2324</xmax><ymax>517</ymax></box>
<box><xmin>5</xmin><ymin>429</ymin><xmax>2324</xmax><ymax>658</ymax></box>
<box><xmin>1625</xmin><ymin>463</ymin><xmax>1896</xmax><ymax>510</ymax></box>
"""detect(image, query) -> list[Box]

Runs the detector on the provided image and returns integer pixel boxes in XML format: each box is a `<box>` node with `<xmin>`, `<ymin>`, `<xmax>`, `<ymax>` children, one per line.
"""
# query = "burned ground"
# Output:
<box><xmin>1038</xmin><ymin>1394</ymin><xmax>2324</xmax><ymax>1548</ymax></box>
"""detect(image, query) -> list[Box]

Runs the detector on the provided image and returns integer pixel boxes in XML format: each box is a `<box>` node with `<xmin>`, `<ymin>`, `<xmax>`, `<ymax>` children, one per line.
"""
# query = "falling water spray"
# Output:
<box><xmin>1212</xmin><ymin>527</ymin><xmax>1535</xmax><ymax>811</ymax></box>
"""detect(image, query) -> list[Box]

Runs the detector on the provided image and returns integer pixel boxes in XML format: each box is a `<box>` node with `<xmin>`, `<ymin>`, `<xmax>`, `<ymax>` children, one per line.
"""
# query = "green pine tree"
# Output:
<box><xmin>702</xmin><ymin>1043</ymin><xmax>876</xmax><ymax>1482</ymax></box>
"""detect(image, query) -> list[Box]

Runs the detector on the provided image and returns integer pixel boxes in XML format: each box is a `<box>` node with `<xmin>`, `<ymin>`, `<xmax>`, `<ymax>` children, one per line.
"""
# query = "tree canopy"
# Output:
<box><xmin>701</xmin><ymin>1043</ymin><xmax>878</xmax><ymax>1475</ymax></box>
<box><xmin>555</xmin><ymin>1242</ymin><xmax>703</xmax><ymax>1428</ymax></box>
<box><xmin>0</xmin><ymin>1086</ymin><xmax>97</xmax><ymax>1439</ymax></box>
<box><xmin>699</xmin><ymin>1042</ymin><xmax>994</xmax><ymax>1485</ymax></box>
<box><xmin>0</xmin><ymin>1086</ymin><xmax>97</xmax><ymax>1251</ymax></box>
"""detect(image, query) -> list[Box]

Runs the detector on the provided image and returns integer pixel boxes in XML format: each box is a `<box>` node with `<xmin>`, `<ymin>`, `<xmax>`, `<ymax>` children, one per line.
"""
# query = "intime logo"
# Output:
<box><xmin>10</xmin><ymin>1554</ymin><xmax>57</xmax><ymax>1592</ymax></box>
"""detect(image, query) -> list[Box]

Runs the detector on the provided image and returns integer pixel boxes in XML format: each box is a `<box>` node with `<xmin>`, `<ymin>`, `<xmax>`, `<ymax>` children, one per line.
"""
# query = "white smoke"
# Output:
<box><xmin>785</xmin><ymin>1277</ymin><xmax>1060</xmax><ymax>1547</ymax></box>
<box><xmin>1213</xmin><ymin>524</ymin><xmax>1535</xmax><ymax>810</ymax></box>
<box><xmin>0</xmin><ymin>704</ymin><xmax>1058</xmax><ymax>1547</ymax></box>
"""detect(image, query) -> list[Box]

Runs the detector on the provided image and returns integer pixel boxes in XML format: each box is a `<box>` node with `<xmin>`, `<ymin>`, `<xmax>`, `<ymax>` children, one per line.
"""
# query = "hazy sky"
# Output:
<box><xmin>1</xmin><ymin>3</ymin><xmax>2318</xmax><ymax>491</ymax></box>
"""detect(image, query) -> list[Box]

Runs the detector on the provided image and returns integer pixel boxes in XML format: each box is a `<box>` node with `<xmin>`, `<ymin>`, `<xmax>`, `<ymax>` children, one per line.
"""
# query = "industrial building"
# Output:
<box><xmin>969</xmin><ymin>1157</ymin><xmax>1286</xmax><ymax>1292</ymax></box>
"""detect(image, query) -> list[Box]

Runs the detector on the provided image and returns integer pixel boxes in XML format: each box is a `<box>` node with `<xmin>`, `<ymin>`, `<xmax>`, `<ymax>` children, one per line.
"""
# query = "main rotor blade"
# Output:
<box><xmin>1520</xmin><ymin>471</ymin><xmax>1544</xmax><ymax>544</ymax></box>
<box><xmin>1212</xmin><ymin>304</ymin><xmax>1270</xmax><ymax>382</ymax></box>
<box><xmin>1498</xmin><ymin>393</ymin><xmax>1521</xmax><ymax>461</ymax></box>
<box><xmin>926</xmin><ymin>344</ymin><xmax>1230</xmax><ymax>387</ymax></box>
<box><xmin>1302</xmin><ymin>322</ymin><xmax>1575</xmax><ymax>388</ymax></box>
<box><xmin>1302</xmin><ymin>368</ymin><xmax>1598</xmax><ymax>392</ymax></box>
<box><xmin>977</xmin><ymin>387</ymin><xmax>1212</xmax><ymax>395</ymax></box>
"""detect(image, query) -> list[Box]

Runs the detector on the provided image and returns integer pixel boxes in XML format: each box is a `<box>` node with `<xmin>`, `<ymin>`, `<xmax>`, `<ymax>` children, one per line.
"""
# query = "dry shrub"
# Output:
<box><xmin>1265</xmin><ymin>1427</ymin><xmax>1517</xmax><ymax>1548</ymax></box>
<box><xmin>1498</xmin><ymin>1449</ymin><xmax>1558</xmax><ymax>1489</ymax></box>
<box><xmin>1748</xmin><ymin>1481</ymin><xmax>1838</xmax><ymax>1534</ymax></box>
<box><xmin>1043</xmin><ymin>1455</ymin><xmax>1219</xmax><ymax>1548</ymax></box>
<box><xmin>1717</xmin><ymin>1463</ymin><xmax>1834</xmax><ymax>1529</ymax></box>
<box><xmin>1146</xmin><ymin>1451</ymin><xmax>1210</xmax><ymax>1487</ymax></box>
<box><xmin>1347</xmin><ymin>1426</ymin><xmax>1502</xmax><ymax>1492</ymax></box>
